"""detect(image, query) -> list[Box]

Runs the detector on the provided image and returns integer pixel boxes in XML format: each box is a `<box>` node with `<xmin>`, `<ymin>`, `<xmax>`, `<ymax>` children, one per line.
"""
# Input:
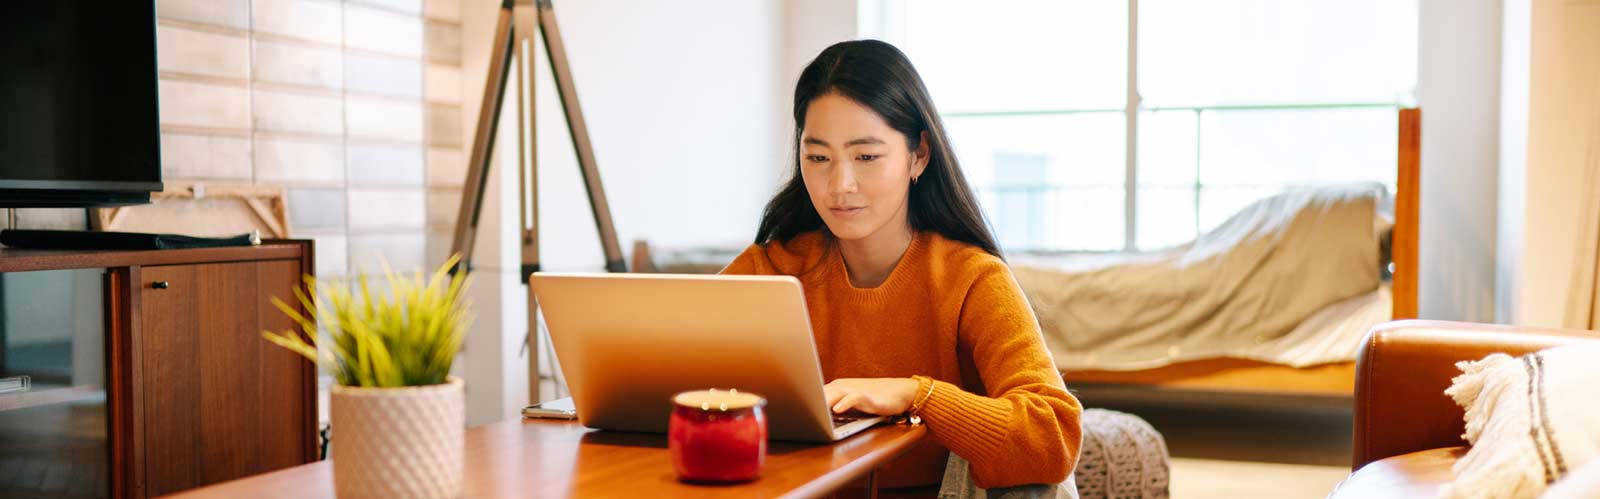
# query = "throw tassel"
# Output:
<box><xmin>1440</xmin><ymin>354</ymin><xmax>1547</xmax><ymax>499</ymax></box>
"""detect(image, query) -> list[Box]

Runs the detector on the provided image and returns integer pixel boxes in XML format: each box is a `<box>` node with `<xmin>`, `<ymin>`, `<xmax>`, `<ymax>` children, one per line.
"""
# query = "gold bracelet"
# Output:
<box><xmin>908</xmin><ymin>375</ymin><xmax>936</xmax><ymax>415</ymax></box>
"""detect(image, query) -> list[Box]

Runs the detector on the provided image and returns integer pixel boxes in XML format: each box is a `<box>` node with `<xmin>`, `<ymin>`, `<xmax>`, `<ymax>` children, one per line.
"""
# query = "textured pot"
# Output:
<box><xmin>330</xmin><ymin>376</ymin><xmax>463</xmax><ymax>499</ymax></box>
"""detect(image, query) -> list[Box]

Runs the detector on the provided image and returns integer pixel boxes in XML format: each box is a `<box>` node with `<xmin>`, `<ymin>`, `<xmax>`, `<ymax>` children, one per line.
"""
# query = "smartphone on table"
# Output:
<box><xmin>522</xmin><ymin>397</ymin><xmax>577</xmax><ymax>420</ymax></box>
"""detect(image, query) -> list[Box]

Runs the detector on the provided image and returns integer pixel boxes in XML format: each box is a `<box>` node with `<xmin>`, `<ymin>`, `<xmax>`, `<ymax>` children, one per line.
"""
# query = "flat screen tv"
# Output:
<box><xmin>0</xmin><ymin>1</ymin><xmax>161</xmax><ymax>208</ymax></box>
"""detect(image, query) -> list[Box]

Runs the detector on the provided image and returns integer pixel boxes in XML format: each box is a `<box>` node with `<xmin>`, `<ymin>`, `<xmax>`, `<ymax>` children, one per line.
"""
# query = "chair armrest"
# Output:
<box><xmin>1353</xmin><ymin>320</ymin><xmax>1598</xmax><ymax>470</ymax></box>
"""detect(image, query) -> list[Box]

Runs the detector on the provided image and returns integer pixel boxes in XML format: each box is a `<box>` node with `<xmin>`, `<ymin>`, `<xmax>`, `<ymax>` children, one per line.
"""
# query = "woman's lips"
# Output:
<box><xmin>829</xmin><ymin>206</ymin><xmax>865</xmax><ymax>217</ymax></box>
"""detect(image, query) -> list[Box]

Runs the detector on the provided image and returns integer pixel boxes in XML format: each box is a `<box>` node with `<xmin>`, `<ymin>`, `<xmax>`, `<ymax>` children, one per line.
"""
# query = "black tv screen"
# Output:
<box><xmin>0</xmin><ymin>1</ymin><xmax>161</xmax><ymax>207</ymax></box>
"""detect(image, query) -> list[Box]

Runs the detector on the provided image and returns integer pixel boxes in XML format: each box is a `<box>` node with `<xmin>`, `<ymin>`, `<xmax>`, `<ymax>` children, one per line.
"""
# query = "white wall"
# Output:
<box><xmin>1416</xmin><ymin>0</ymin><xmax>1502</xmax><ymax>323</ymax></box>
<box><xmin>458</xmin><ymin>0</ymin><xmax>522</xmax><ymax>428</ymax></box>
<box><xmin>784</xmin><ymin>0</ymin><xmax>861</xmax><ymax>86</ymax></box>
<box><xmin>1497</xmin><ymin>0</ymin><xmax>1530</xmax><ymax>324</ymax></box>
<box><xmin>458</xmin><ymin>0</ymin><xmax>788</xmax><ymax>425</ymax></box>
<box><xmin>529</xmin><ymin>1</ymin><xmax>788</xmax><ymax>271</ymax></box>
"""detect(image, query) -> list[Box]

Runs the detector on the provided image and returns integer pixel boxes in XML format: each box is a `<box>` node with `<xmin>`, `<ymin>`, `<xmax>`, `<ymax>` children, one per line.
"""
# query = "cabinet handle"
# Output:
<box><xmin>151</xmin><ymin>281</ymin><xmax>170</xmax><ymax>289</ymax></box>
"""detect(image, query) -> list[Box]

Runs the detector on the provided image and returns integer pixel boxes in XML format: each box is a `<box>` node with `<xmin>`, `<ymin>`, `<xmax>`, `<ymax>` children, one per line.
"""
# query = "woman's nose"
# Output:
<box><xmin>829</xmin><ymin>162</ymin><xmax>858</xmax><ymax>194</ymax></box>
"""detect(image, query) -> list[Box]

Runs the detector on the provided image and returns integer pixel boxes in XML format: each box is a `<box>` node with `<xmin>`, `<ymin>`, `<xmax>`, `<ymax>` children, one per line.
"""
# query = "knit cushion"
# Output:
<box><xmin>936</xmin><ymin>409</ymin><xmax>1168</xmax><ymax>499</ymax></box>
<box><xmin>1074</xmin><ymin>409</ymin><xmax>1170</xmax><ymax>499</ymax></box>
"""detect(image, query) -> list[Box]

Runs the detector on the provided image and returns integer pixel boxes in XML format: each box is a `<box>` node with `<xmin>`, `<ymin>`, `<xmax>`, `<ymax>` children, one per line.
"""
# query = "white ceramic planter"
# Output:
<box><xmin>330</xmin><ymin>376</ymin><xmax>464</xmax><ymax>499</ymax></box>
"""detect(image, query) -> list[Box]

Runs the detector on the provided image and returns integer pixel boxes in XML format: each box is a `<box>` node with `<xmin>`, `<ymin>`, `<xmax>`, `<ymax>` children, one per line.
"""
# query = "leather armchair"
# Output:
<box><xmin>1330</xmin><ymin>320</ymin><xmax>1599</xmax><ymax>498</ymax></box>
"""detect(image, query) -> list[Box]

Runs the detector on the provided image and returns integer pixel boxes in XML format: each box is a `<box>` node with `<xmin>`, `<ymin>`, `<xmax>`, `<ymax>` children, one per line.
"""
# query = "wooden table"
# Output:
<box><xmin>157</xmin><ymin>418</ymin><xmax>928</xmax><ymax>499</ymax></box>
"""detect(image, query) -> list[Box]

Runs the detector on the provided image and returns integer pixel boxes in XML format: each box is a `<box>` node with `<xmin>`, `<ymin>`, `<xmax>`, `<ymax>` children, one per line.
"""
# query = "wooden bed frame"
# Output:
<box><xmin>1061</xmin><ymin>108</ymin><xmax>1420</xmax><ymax>397</ymax></box>
<box><xmin>634</xmin><ymin>108</ymin><xmax>1421</xmax><ymax>398</ymax></box>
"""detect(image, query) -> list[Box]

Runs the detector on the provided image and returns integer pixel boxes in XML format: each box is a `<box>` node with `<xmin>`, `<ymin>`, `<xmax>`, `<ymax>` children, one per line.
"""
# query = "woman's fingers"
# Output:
<box><xmin>823</xmin><ymin>378</ymin><xmax>912</xmax><ymax>415</ymax></box>
<box><xmin>823</xmin><ymin>384</ymin><xmax>844</xmax><ymax>409</ymax></box>
<box><xmin>831</xmin><ymin>392</ymin><xmax>863</xmax><ymax>413</ymax></box>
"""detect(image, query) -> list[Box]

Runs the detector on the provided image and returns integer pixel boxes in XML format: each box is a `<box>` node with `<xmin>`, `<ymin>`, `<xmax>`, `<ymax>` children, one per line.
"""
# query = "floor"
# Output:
<box><xmin>1169</xmin><ymin>458</ymin><xmax>1349</xmax><ymax>498</ymax></box>
<box><xmin>1075</xmin><ymin>385</ymin><xmax>1354</xmax><ymax>498</ymax></box>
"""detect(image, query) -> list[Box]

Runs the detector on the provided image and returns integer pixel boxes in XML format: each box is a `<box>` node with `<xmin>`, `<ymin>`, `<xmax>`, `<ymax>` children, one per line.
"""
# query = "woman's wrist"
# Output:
<box><xmin>906</xmin><ymin>375</ymin><xmax>935</xmax><ymax>415</ymax></box>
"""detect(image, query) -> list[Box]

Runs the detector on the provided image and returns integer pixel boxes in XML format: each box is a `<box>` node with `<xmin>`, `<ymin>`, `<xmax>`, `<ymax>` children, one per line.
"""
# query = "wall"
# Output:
<box><xmin>1497</xmin><ymin>0</ymin><xmax>1530</xmax><ymax>324</ymax></box>
<box><xmin>456</xmin><ymin>0</ymin><xmax>526</xmax><ymax>428</ymax></box>
<box><xmin>524</xmin><ymin>1</ymin><xmax>789</xmax><ymax>272</ymax></box>
<box><xmin>146</xmin><ymin>0</ymin><xmax>466</xmax><ymax>279</ymax></box>
<box><xmin>785</xmin><ymin>0</ymin><xmax>861</xmax><ymax>90</ymax></box>
<box><xmin>458</xmin><ymin>0</ymin><xmax>788</xmax><ymax>425</ymax></box>
<box><xmin>1496</xmin><ymin>0</ymin><xmax>1600</xmax><ymax>326</ymax></box>
<box><xmin>778</xmin><ymin>0</ymin><xmax>864</xmax><ymax>179</ymax></box>
<box><xmin>1416</xmin><ymin>0</ymin><xmax>1502</xmax><ymax>322</ymax></box>
<box><xmin>1414</xmin><ymin>0</ymin><xmax>1600</xmax><ymax>327</ymax></box>
<box><xmin>0</xmin><ymin>0</ymin><xmax>466</xmax><ymax>420</ymax></box>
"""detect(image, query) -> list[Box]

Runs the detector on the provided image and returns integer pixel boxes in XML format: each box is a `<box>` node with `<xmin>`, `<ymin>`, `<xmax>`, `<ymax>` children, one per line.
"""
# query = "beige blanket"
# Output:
<box><xmin>1013</xmin><ymin>185</ymin><xmax>1383</xmax><ymax>371</ymax></box>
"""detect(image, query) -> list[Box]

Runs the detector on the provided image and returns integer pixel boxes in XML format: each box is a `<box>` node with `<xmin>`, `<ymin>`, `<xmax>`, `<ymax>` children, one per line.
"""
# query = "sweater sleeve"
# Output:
<box><xmin>916</xmin><ymin>263</ymin><xmax>1083</xmax><ymax>489</ymax></box>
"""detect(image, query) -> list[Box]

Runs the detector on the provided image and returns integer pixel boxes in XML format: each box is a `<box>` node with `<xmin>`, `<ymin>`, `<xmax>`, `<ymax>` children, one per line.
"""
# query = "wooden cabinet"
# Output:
<box><xmin>133</xmin><ymin>261</ymin><xmax>314</xmax><ymax>497</ymax></box>
<box><xmin>0</xmin><ymin>241</ymin><xmax>317</xmax><ymax>499</ymax></box>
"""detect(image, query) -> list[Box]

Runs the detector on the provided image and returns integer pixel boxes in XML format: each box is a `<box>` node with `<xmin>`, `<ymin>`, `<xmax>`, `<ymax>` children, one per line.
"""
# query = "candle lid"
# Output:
<box><xmin>673</xmin><ymin>389</ymin><xmax>765</xmax><ymax>412</ymax></box>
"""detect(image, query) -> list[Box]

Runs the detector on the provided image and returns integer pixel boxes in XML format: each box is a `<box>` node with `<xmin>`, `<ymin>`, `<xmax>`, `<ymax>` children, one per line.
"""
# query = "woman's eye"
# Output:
<box><xmin>856</xmin><ymin>154</ymin><xmax>880</xmax><ymax>162</ymax></box>
<box><xmin>805</xmin><ymin>155</ymin><xmax>829</xmax><ymax>163</ymax></box>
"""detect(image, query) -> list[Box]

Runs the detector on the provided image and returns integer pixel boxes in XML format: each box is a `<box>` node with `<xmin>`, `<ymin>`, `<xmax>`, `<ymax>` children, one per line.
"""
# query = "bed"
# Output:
<box><xmin>1044</xmin><ymin>108</ymin><xmax>1419</xmax><ymax>397</ymax></box>
<box><xmin>633</xmin><ymin>108</ymin><xmax>1420</xmax><ymax>398</ymax></box>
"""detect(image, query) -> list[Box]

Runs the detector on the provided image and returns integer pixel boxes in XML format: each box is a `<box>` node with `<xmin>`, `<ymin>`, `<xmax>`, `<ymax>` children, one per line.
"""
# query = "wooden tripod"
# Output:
<box><xmin>450</xmin><ymin>0</ymin><xmax>626</xmax><ymax>403</ymax></box>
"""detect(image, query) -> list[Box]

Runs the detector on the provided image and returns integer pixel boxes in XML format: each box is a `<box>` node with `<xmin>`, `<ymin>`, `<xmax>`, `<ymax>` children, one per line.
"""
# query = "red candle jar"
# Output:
<box><xmin>668</xmin><ymin>389</ymin><xmax>767</xmax><ymax>483</ymax></box>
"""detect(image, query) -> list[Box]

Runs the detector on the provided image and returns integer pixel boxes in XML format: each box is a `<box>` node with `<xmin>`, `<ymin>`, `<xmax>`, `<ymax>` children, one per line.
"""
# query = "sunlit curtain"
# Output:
<box><xmin>1564</xmin><ymin>127</ymin><xmax>1600</xmax><ymax>330</ymax></box>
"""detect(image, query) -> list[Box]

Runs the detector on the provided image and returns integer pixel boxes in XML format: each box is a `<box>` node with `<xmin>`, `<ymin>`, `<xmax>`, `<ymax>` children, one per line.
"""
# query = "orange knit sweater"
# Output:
<box><xmin>720</xmin><ymin>230</ymin><xmax>1083</xmax><ymax>489</ymax></box>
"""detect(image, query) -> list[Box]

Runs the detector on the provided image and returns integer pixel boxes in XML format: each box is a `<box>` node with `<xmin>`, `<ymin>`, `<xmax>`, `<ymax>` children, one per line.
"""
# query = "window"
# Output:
<box><xmin>868</xmin><ymin>0</ymin><xmax>1417</xmax><ymax>251</ymax></box>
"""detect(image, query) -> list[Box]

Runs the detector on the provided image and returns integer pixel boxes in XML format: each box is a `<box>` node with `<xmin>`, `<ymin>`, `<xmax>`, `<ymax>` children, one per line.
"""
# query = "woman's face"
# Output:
<box><xmin>799</xmin><ymin>93</ymin><xmax>929</xmax><ymax>242</ymax></box>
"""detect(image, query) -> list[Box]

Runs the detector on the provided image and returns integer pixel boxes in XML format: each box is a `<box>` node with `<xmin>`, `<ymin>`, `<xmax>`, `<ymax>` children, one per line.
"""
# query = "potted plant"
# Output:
<box><xmin>263</xmin><ymin>255</ymin><xmax>471</xmax><ymax>499</ymax></box>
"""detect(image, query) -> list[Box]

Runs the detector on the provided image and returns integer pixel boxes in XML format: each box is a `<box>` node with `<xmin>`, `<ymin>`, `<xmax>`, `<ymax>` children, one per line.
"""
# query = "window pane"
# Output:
<box><xmin>1136</xmin><ymin>186</ymin><xmax>1196</xmax><ymax>250</ymax></box>
<box><xmin>1196</xmin><ymin>108</ymin><xmax>1398</xmax><ymax>186</ymax></box>
<box><xmin>945</xmin><ymin>113</ymin><xmax>1125</xmax><ymax>187</ymax></box>
<box><xmin>1192</xmin><ymin>108</ymin><xmax>1396</xmax><ymax>233</ymax></box>
<box><xmin>980</xmin><ymin>186</ymin><xmax>1125</xmax><ymax>252</ymax></box>
<box><xmin>1139</xmin><ymin>0</ymin><xmax>1418</xmax><ymax>107</ymax></box>
<box><xmin>1199</xmin><ymin>185</ymin><xmax>1285</xmax><ymax>233</ymax></box>
<box><xmin>946</xmin><ymin>113</ymin><xmax>1126</xmax><ymax>251</ymax></box>
<box><xmin>1135</xmin><ymin>111</ymin><xmax>1200</xmax><ymax>249</ymax></box>
<box><xmin>1136</xmin><ymin>110</ymin><xmax>1198</xmax><ymax>185</ymax></box>
<box><xmin>894</xmin><ymin>0</ymin><xmax>1127</xmax><ymax>112</ymax></box>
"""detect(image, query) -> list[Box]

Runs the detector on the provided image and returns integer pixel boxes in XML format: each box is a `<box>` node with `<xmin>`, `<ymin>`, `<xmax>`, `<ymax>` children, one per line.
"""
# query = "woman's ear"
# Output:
<box><xmin>911</xmin><ymin>131</ymin><xmax>931</xmax><ymax>180</ymax></box>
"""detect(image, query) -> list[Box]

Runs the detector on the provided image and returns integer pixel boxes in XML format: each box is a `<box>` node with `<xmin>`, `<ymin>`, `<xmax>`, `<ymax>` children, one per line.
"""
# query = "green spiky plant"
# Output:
<box><xmin>263</xmin><ymin>254</ymin><xmax>471</xmax><ymax>388</ymax></box>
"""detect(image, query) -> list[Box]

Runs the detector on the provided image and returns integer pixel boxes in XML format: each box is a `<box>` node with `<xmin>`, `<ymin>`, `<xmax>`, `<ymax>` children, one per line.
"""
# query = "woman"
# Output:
<box><xmin>720</xmin><ymin>40</ymin><xmax>1082</xmax><ymax>496</ymax></box>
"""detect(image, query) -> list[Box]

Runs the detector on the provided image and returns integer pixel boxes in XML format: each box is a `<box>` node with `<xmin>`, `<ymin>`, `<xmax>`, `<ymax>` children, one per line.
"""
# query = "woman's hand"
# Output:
<box><xmin>823</xmin><ymin>377</ymin><xmax>922</xmax><ymax>416</ymax></box>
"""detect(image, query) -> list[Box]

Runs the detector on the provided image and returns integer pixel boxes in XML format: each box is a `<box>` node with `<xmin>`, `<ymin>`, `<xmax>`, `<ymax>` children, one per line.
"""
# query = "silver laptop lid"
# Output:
<box><xmin>530</xmin><ymin>272</ymin><xmax>843</xmax><ymax>442</ymax></box>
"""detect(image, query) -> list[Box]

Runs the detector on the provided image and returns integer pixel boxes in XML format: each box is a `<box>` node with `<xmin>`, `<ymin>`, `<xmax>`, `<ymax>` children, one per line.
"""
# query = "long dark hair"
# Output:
<box><xmin>754</xmin><ymin>39</ymin><xmax>1001</xmax><ymax>258</ymax></box>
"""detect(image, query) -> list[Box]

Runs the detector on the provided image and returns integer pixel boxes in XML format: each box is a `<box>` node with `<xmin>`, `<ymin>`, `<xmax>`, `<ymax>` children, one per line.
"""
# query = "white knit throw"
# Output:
<box><xmin>1440</xmin><ymin>343</ymin><xmax>1600</xmax><ymax>499</ymax></box>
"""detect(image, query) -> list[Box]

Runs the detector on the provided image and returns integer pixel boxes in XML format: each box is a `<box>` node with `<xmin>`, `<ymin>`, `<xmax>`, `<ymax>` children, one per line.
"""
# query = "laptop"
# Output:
<box><xmin>528</xmin><ymin>272</ymin><xmax>883</xmax><ymax>443</ymax></box>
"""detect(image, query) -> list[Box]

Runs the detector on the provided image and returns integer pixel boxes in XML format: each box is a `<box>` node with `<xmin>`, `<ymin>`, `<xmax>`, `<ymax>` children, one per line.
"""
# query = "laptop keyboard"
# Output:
<box><xmin>832</xmin><ymin>415</ymin><xmax>866</xmax><ymax>426</ymax></box>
